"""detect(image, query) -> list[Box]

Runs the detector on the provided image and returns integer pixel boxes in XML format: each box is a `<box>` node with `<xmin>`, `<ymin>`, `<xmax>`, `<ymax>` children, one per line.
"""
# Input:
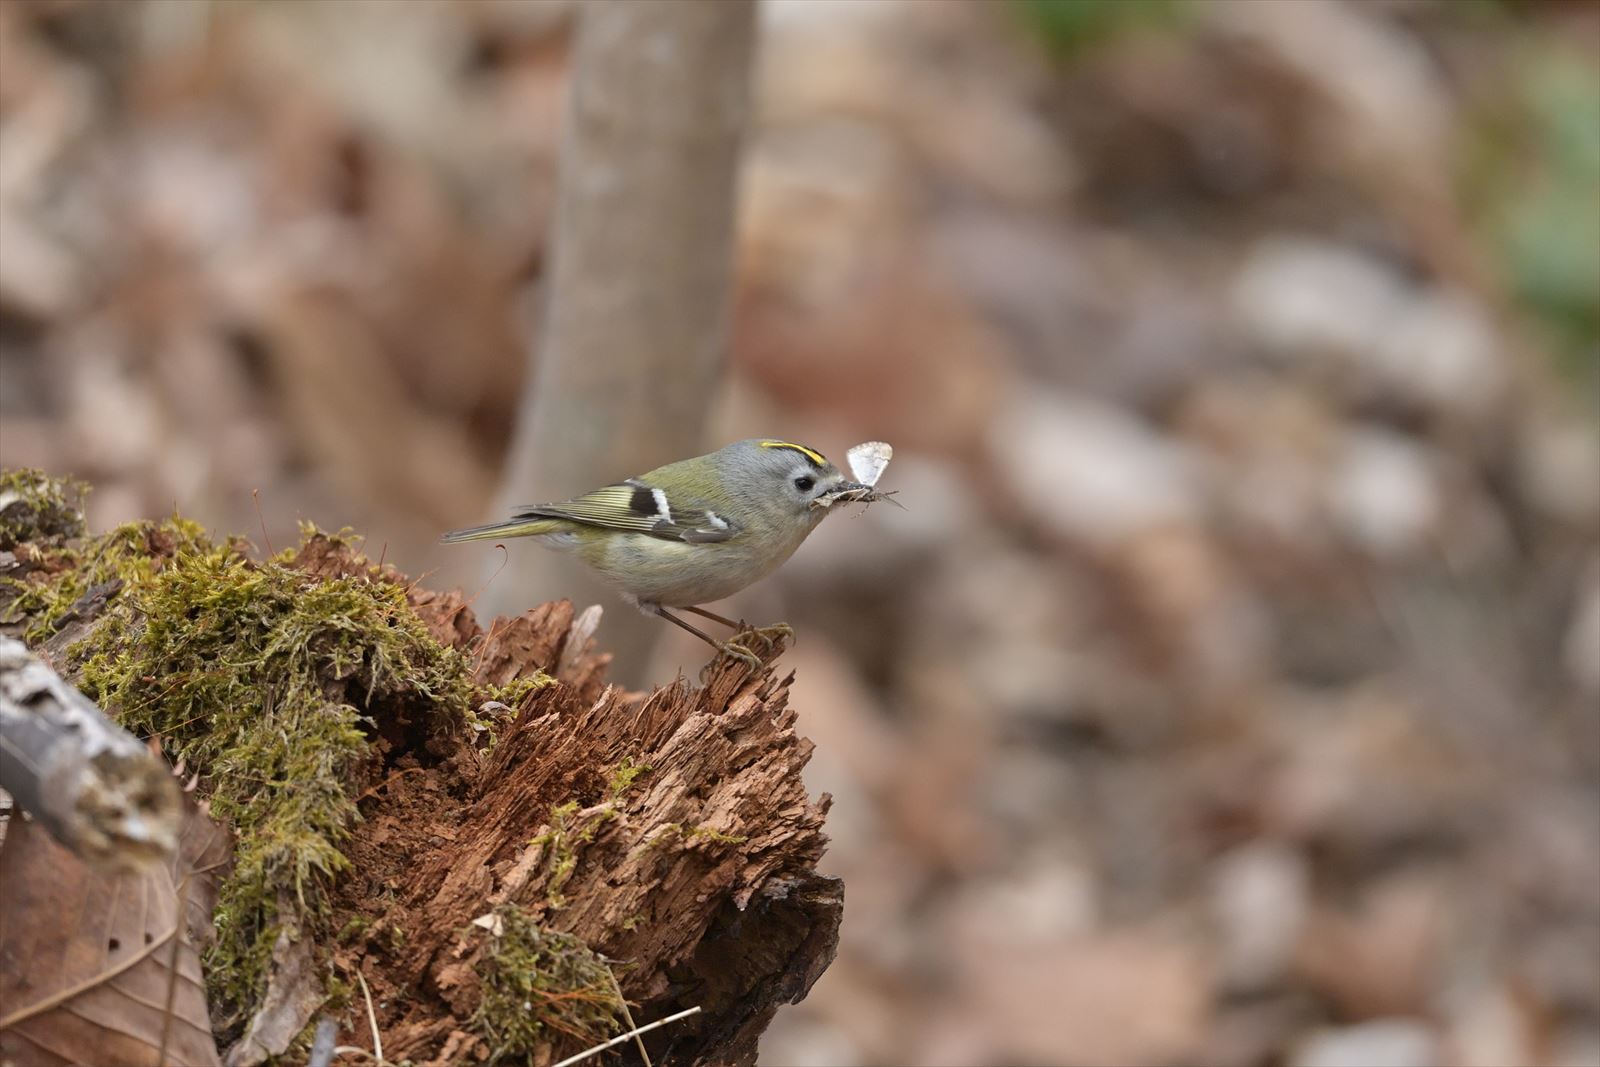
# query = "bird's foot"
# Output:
<box><xmin>735</xmin><ymin>621</ymin><xmax>793</xmax><ymax>652</ymax></box>
<box><xmin>714</xmin><ymin>638</ymin><xmax>764</xmax><ymax>671</ymax></box>
<box><xmin>700</xmin><ymin>623</ymin><xmax>793</xmax><ymax>679</ymax></box>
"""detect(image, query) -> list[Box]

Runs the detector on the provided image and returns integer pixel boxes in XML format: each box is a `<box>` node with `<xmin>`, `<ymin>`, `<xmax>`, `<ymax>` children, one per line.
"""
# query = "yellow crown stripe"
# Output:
<box><xmin>759</xmin><ymin>440</ymin><xmax>827</xmax><ymax>467</ymax></box>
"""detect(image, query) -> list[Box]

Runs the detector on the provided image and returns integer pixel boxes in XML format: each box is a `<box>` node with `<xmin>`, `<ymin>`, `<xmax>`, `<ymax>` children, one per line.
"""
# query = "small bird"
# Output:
<box><xmin>442</xmin><ymin>439</ymin><xmax>889</xmax><ymax>667</ymax></box>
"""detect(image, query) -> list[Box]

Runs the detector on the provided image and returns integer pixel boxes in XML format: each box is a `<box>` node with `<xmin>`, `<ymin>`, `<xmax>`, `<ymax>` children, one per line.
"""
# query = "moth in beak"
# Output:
<box><xmin>810</xmin><ymin>441</ymin><xmax>902</xmax><ymax>510</ymax></box>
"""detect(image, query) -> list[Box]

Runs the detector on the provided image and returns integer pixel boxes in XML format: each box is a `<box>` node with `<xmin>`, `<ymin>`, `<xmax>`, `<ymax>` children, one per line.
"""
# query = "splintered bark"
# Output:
<box><xmin>0</xmin><ymin>637</ymin><xmax>181</xmax><ymax>871</ymax></box>
<box><xmin>360</xmin><ymin>598</ymin><xmax>841</xmax><ymax>1066</ymax></box>
<box><xmin>486</xmin><ymin>0</ymin><xmax>757</xmax><ymax>676</ymax></box>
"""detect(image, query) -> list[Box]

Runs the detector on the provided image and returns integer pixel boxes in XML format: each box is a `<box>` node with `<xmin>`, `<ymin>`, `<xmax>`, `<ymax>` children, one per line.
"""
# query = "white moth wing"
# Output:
<box><xmin>846</xmin><ymin>441</ymin><xmax>893</xmax><ymax>487</ymax></box>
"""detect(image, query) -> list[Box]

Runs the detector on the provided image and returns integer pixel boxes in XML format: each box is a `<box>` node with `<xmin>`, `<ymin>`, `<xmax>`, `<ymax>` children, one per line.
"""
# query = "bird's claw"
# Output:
<box><xmin>715</xmin><ymin>639</ymin><xmax>764</xmax><ymax>670</ymax></box>
<box><xmin>702</xmin><ymin>623</ymin><xmax>793</xmax><ymax>678</ymax></box>
<box><xmin>735</xmin><ymin>622</ymin><xmax>793</xmax><ymax>651</ymax></box>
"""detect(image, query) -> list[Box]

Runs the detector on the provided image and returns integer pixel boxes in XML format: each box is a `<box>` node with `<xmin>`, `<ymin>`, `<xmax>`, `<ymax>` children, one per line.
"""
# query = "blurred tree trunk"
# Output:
<box><xmin>484</xmin><ymin>0</ymin><xmax>757</xmax><ymax>682</ymax></box>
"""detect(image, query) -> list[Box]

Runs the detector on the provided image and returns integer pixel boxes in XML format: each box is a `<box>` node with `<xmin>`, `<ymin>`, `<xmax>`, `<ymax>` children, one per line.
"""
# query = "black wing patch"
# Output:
<box><xmin>512</xmin><ymin>484</ymin><xmax>736</xmax><ymax>544</ymax></box>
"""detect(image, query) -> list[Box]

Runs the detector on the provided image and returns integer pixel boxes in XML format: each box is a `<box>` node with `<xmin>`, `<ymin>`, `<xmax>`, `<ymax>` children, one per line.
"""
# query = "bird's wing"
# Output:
<box><xmin>513</xmin><ymin>481</ymin><xmax>739</xmax><ymax>544</ymax></box>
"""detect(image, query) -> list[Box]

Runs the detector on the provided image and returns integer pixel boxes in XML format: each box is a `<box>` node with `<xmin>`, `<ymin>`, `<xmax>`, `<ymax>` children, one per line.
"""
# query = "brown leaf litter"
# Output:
<box><xmin>0</xmin><ymin>796</ymin><xmax>232</xmax><ymax>1067</ymax></box>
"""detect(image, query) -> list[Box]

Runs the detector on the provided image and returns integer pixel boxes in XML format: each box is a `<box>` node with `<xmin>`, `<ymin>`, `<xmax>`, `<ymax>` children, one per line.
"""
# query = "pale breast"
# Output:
<box><xmin>584</xmin><ymin>531</ymin><xmax>804</xmax><ymax>607</ymax></box>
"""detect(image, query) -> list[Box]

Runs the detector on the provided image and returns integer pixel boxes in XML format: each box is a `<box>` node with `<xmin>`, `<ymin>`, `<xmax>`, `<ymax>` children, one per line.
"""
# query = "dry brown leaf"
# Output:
<box><xmin>0</xmin><ymin>800</ymin><xmax>231</xmax><ymax>1067</ymax></box>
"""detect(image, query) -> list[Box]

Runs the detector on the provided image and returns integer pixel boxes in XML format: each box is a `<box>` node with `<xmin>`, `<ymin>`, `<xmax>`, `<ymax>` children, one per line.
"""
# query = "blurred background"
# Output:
<box><xmin>1</xmin><ymin>0</ymin><xmax>1598</xmax><ymax>1064</ymax></box>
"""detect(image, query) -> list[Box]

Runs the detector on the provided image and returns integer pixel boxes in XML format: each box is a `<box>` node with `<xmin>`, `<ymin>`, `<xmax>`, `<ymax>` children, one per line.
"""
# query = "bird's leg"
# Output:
<box><xmin>653</xmin><ymin>607</ymin><xmax>761</xmax><ymax>669</ymax></box>
<box><xmin>682</xmin><ymin>606</ymin><xmax>741</xmax><ymax>629</ymax></box>
<box><xmin>683</xmin><ymin>606</ymin><xmax>792</xmax><ymax>651</ymax></box>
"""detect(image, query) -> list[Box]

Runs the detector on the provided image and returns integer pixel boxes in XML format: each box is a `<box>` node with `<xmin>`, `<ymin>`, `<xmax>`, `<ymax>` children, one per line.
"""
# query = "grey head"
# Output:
<box><xmin>714</xmin><ymin>439</ymin><xmax>872</xmax><ymax>519</ymax></box>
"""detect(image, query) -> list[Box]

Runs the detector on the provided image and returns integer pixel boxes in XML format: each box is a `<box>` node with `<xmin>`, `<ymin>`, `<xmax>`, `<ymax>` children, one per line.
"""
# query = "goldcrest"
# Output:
<box><xmin>443</xmin><ymin>439</ymin><xmax>894</xmax><ymax>667</ymax></box>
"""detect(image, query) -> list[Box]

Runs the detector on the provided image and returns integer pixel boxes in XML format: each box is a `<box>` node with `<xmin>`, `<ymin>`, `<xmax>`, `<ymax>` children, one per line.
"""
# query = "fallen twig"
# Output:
<box><xmin>548</xmin><ymin>1006</ymin><xmax>702</xmax><ymax>1067</ymax></box>
<box><xmin>356</xmin><ymin>971</ymin><xmax>384</xmax><ymax>1066</ymax></box>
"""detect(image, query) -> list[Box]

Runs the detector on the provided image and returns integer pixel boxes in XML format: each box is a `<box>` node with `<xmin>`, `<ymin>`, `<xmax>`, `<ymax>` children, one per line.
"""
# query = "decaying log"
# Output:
<box><xmin>1</xmin><ymin>516</ymin><xmax>841</xmax><ymax>1066</ymax></box>
<box><xmin>0</xmin><ymin>636</ymin><xmax>181</xmax><ymax>871</ymax></box>
<box><xmin>336</xmin><ymin>600</ymin><xmax>842</xmax><ymax>1066</ymax></box>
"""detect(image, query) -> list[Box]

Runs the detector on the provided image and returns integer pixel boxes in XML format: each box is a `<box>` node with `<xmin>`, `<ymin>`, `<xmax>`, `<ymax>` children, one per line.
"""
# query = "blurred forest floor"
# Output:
<box><xmin>1</xmin><ymin>1</ymin><xmax>1598</xmax><ymax>1065</ymax></box>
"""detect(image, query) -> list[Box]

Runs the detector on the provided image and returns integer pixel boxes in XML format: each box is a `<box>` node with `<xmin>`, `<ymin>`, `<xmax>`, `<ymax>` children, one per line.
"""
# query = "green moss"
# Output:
<box><xmin>0</xmin><ymin>468</ymin><xmax>88</xmax><ymax>549</ymax></box>
<box><xmin>608</xmin><ymin>756</ymin><xmax>650</xmax><ymax>799</ymax></box>
<box><xmin>0</xmin><ymin>480</ymin><xmax>508</xmax><ymax>1039</ymax></box>
<box><xmin>627</xmin><ymin>821</ymin><xmax>748</xmax><ymax>866</ymax></box>
<box><xmin>471</xmin><ymin>905</ymin><xmax>623</xmax><ymax>1062</ymax></box>
<box><xmin>528</xmin><ymin>800</ymin><xmax>620</xmax><ymax>909</ymax></box>
<box><xmin>645</xmin><ymin>822</ymin><xmax>747</xmax><ymax>850</ymax></box>
<box><xmin>0</xmin><ymin>508</ymin><xmax>214</xmax><ymax>643</ymax></box>
<box><xmin>69</xmin><ymin>525</ymin><xmax>475</xmax><ymax>1025</ymax></box>
<box><xmin>321</xmin><ymin>974</ymin><xmax>353</xmax><ymax>1011</ymax></box>
<box><xmin>461</xmin><ymin>674</ymin><xmax>555</xmax><ymax>753</ymax></box>
<box><xmin>483</xmin><ymin>672</ymin><xmax>556</xmax><ymax>711</ymax></box>
<box><xmin>336</xmin><ymin>915</ymin><xmax>372</xmax><ymax>944</ymax></box>
<box><xmin>682</xmin><ymin>825</ymin><xmax>747</xmax><ymax>845</ymax></box>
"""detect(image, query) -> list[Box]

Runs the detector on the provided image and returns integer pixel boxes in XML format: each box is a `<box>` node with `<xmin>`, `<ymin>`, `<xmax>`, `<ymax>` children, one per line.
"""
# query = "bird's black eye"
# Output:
<box><xmin>793</xmin><ymin>475</ymin><xmax>815</xmax><ymax>492</ymax></box>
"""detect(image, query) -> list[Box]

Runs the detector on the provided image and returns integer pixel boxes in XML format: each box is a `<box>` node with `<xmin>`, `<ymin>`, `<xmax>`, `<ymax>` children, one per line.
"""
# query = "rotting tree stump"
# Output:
<box><xmin>361</xmin><ymin>592</ymin><xmax>842</xmax><ymax>1066</ymax></box>
<box><xmin>1</xmin><ymin>494</ymin><xmax>841</xmax><ymax>1067</ymax></box>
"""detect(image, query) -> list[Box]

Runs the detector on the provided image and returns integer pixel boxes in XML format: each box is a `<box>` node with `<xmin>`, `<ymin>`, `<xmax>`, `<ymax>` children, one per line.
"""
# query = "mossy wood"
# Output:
<box><xmin>0</xmin><ymin>469</ymin><xmax>841</xmax><ymax>1066</ymax></box>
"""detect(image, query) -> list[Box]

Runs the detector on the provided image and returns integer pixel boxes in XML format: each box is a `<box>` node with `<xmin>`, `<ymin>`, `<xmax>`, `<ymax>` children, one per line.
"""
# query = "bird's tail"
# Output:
<box><xmin>440</xmin><ymin>517</ymin><xmax>564</xmax><ymax>544</ymax></box>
